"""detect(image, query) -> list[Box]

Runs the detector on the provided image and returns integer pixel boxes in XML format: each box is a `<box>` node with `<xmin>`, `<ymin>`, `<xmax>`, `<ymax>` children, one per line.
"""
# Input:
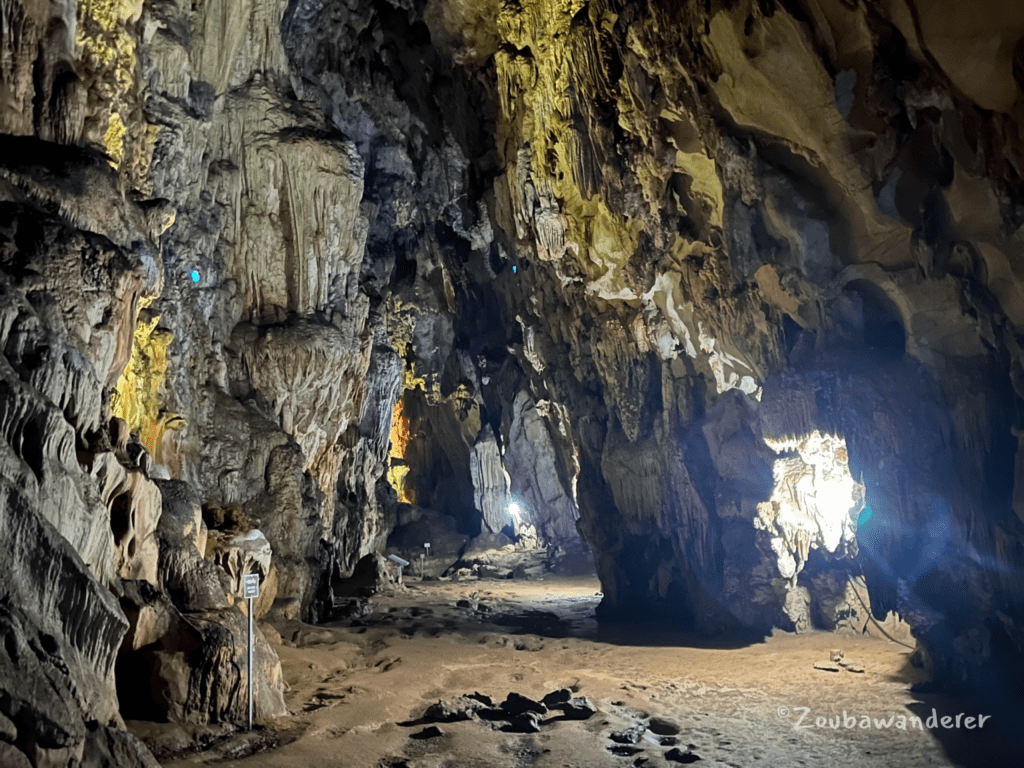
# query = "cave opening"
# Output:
<box><xmin>393</xmin><ymin>385</ymin><xmax>479</xmax><ymax>539</ymax></box>
<box><xmin>757</xmin><ymin>431</ymin><xmax>864</xmax><ymax>582</ymax></box>
<box><xmin>750</xmin><ymin>430</ymin><xmax>911</xmax><ymax>640</ymax></box>
<box><xmin>844</xmin><ymin>279</ymin><xmax>907</xmax><ymax>357</ymax></box>
<box><xmin>381</xmin><ymin>383</ymin><xmax>595</xmax><ymax>585</ymax></box>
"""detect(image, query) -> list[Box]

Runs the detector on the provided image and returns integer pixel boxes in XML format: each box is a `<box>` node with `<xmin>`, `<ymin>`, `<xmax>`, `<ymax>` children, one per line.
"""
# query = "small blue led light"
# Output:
<box><xmin>190</xmin><ymin>269</ymin><xmax>201</xmax><ymax>283</ymax></box>
<box><xmin>512</xmin><ymin>265</ymin><xmax>517</xmax><ymax>274</ymax></box>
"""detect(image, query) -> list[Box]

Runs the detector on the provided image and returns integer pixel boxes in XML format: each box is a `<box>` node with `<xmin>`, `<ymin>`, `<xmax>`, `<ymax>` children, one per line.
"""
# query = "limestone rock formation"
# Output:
<box><xmin>470</xmin><ymin>424</ymin><xmax>512</xmax><ymax>534</ymax></box>
<box><xmin>505</xmin><ymin>391</ymin><xmax>582</xmax><ymax>547</ymax></box>
<box><xmin>430</xmin><ymin>0</ymin><xmax>1024</xmax><ymax>694</ymax></box>
<box><xmin>755</xmin><ymin>431</ymin><xmax>863</xmax><ymax>583</ymax></box>
<box><xmin>3</xmin><ymin>0</ymin><xmax>1024</xmax><ymax>757</ymax></box>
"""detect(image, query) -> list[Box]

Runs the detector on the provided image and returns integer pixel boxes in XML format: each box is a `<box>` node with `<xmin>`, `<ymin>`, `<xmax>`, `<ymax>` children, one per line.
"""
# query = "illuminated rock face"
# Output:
<box><xmin>756</xmin><ymin>432</ymin><xmax>864</xmax><ymax>583</ymax></box>
<box><xmin>755</xmin><ymin>431</ymin><xmax>864</xmax><ymax>630</ymax></box>
<box><xmin>470</xmin><ymin>424</ymin><xmax>513</xmax><ymax>534</ymax></box>
<box><xmin>2</xmin><ymin>0</ymin><xmax>1024</xmax><ymax>755</ymax></box>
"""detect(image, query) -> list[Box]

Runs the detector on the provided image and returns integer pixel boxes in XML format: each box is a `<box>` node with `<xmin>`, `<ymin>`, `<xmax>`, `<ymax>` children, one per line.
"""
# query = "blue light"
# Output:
<box><xmin>858</xmin><ymin>504</ymin><xmax>873</xmax><ymax>528</ymax></box>
<box><xmin>512</xmin><ymin>265</ymin><xmax>517</xmax><ymax>274</ymax></box>
<box><xmin>190</xmin><ymin>269</ymin><xmax>201</xmax><ymax>284</ymax></box>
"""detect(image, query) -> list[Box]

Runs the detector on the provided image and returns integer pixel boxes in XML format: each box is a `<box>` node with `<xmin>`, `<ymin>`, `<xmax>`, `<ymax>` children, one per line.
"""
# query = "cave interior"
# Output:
<box><xmin>1</xmin><ymin>0</ymin><xmax>1024</xmax><ymax>766</ymax></box>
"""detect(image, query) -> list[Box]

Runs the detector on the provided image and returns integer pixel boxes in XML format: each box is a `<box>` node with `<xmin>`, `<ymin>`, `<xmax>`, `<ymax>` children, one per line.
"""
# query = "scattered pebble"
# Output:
<box><xmin>500</xmin><ymin>692</ymin><xmax>546</xmax><ymax>715</ymax></box>
<box><xmin>541</xmin><ymin>688</ymin><xmax>572</xmax><ymax>708</ymax></box>
<box><xmin>665</xmin><ymin>746</ymin><xmax>702</xmax><ymax>763</ymax></box>
<box><xmin>423</xmin><ymin>696</ymin><xmax>489</xmax><ymax>722</ymax></box>
<box><xmin>501</xmin><ymin>712</ymin><xmax>541</xmax><ymax>733</ymax></box>
<box><xmin>608</xmin><ymin>744</ymin><xmax>644</xmax><ymax>756</ymax></box>
<box><xmin>648</xmin><ymin>716</ymin><xmax>681</xmax><ymax>736</ymax></box>
<box><xmin>611</xmin><ymin>724</ymin><xmax>646</xmax><ymax>744</ymax></box>
<box><xmin>561</xmin><ymin>697</ymin><xmax>597</xmax><ymax>720</ymax></box>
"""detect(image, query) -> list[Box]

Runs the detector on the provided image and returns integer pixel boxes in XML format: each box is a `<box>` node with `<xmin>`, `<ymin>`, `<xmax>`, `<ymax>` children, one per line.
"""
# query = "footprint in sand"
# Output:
<box><xmin>375</xmin><ymin>657</ymin><xmax>402</xmax><ymax>673</ymax></box>
<box><xmin>303</xmin><ymin>691</ymin><xmax>348</xmax><ymax>712</ymax></box>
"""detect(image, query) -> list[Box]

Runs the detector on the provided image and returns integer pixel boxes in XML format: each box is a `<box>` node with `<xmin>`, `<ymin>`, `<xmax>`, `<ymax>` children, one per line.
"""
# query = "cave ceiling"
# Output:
<box><xmin>1</xmin><ymin>0</ymin><xmax>1024</xmax><ymax>762</ymax></box>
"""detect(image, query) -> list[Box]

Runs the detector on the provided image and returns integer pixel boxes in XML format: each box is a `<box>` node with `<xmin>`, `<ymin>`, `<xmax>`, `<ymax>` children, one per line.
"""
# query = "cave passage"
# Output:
<box><xmin>3</xmin><ymin>0</ymin><xmax>1024</xmax><ymax>766</ymax></box>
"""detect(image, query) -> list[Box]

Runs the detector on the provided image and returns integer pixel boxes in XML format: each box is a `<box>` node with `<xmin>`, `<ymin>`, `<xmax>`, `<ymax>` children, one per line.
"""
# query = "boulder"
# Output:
<box><xmin>117</xmin><ymin>605</ymin><xmax>286</xmax><ymax>724</ymax></box>
<box><xmin>387</xmin><ymin>509</ymin><xmax>469</xmax><ymax>577</ymax></box>
<box><xmin>335</xmin><ymin>552</ymin><xmax>396</xmax><ymax>598</ymax></box>
<box><xmin>500</xmin><ymin>692</ymin><xmax>546</xmax><ymax>716</ymax></box>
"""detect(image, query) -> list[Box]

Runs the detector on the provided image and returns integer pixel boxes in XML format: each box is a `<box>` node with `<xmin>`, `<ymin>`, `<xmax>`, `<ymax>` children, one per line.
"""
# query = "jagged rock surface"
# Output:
<box><xmin>440</xmin><ymin>0</ymin><xmax>1024</xmax><ymax>692</ymax></box>
<box><xmin>3</xmin><ymin>0</ymin><xmax>1024</xmax><ymax>754</ymax></box>
<box><xmin>0</xmin><ymin>132</ymin><xmax>164</xmax><ymax>763</ymax></box>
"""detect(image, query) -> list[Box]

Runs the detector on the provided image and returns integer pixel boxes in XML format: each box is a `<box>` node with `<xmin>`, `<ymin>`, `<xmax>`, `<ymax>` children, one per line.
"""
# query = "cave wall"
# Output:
<box><xmin>430</xmin><ymin>0</ymin><xmax>1024</xmax><ymax>692</ymax></box>
<box><xmin>0</xmin><ymin>134</ymin><xmax>164</xmax><ymax>768</ymax></box>
<box><xmin>140</xmin><ymin>0</ymin><xmax>384</xmax><ymax>609</ymax></box>
<box><xmin>3</xmin><ymin>0</ymin><xmax>1024</xmax><ymax>756</ymax></box>
<box><xmin>1</xmin><ymin>0</ymin><xmax>580</xmax><ymax>756</ymax></box>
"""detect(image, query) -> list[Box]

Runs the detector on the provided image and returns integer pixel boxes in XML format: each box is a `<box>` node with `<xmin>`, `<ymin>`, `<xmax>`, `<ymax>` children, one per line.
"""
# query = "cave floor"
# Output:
<box><xmin>134</xmin><ymin>577</ymin><xmax>1014</xmax><ymax>768</ymax></box>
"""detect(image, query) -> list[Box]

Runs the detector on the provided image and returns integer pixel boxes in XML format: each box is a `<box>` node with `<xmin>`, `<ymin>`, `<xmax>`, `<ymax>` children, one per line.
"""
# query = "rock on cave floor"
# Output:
<box><xmin>130</xmin><ymin>577</ymin><xmax>1017</xmax><ymax>768</ymax></box>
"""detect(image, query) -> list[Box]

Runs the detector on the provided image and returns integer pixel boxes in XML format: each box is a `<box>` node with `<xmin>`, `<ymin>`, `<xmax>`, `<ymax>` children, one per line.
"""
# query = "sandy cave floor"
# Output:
<box><xmin>129</xmin><ymin>577</ymin><xmax>1019</xmax><ymax>768</ymax></box>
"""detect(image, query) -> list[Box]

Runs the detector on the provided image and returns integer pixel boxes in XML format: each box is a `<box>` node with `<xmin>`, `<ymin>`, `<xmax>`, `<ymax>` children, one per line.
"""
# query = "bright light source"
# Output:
<box><xmin>190</xmin><ymin>269</ymin><xmax>201</xmax><ymax>283</ymax></box>
<box><xmin>509</xmin><ymin>502</ymin><xmax>520</xmax><ymax>517</ymax></box>
<box><xmin>756</xmin><ymin>431</ymin><xmax>864</xmax><ymax>583</ymax></box>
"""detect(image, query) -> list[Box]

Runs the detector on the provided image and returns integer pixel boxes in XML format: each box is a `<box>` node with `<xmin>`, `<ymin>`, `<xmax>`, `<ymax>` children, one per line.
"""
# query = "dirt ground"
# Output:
<box><xmin>130</xmin><ymin>576</ymin><xmax>1018</xmax><ymax>768</ymax></box>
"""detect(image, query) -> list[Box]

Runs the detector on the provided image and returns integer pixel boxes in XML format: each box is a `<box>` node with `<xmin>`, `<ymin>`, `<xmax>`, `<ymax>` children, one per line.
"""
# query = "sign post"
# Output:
<box><xmin>242</xmin><ymin>572</ymin><xmax>260</xmax><ymax>731</ymax></box>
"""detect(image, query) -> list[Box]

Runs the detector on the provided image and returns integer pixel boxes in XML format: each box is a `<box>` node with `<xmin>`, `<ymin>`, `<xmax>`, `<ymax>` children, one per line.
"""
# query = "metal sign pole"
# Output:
<box><xmin>247</xmin><ymin>593</ymin><xmax>253</xmax><ymax>731</ymax></box>
<box><xmin>242</xmin><ymin>572</ymin><xmax>260</xmax><ymax>732</ymax></box>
